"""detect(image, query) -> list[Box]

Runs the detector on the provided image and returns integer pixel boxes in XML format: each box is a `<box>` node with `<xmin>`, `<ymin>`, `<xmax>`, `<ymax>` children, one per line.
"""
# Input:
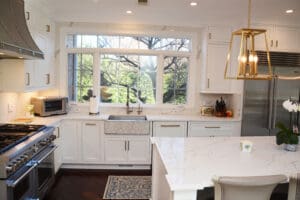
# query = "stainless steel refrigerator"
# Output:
<box><xmin>241</xmin><ymin>52</ymin><xmax>300</xmax><ymax>136</ymax></box>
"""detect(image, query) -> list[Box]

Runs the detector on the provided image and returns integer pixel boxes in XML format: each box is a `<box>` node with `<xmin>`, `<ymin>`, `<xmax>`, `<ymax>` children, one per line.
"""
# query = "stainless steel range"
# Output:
<box><xmin>0</xmin><ymin>124</ymin><xmax>56</xmax><ymax>200</ymax></box>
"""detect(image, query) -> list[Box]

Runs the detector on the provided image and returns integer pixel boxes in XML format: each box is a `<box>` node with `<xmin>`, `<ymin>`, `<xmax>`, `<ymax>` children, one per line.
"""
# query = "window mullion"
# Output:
<box><xmin>156</xmin><ymin>55</ymin><xmax>164</xmax><ymax>105</ymax></box>
<box><xmin>93</xmin><ymin>51</ymin><xmax>100</xmax><ymax>98</ymax></box>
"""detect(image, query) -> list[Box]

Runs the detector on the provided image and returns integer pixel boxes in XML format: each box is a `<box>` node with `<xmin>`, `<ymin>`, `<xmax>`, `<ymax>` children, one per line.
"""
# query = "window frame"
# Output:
<box><xmin>59</xmin><ymin>26</ymin><xmax>198</xmax><ymax>108</ymax></box>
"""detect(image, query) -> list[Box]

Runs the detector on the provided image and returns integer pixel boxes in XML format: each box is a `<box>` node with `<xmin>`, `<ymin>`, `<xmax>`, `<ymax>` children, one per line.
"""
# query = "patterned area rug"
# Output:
<box><xmin>103</xmin><ymin>176</ymin><xmax>151</xmax><ymax>199</ymax></box>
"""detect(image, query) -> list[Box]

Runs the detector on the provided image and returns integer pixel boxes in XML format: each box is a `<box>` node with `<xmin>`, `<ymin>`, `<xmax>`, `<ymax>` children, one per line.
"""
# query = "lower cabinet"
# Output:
<box><xmin>60</xmin><ymin>120</ymin><xmax>104</xmax><ymax>164</ymax></box>
<box><xmin>188</xmin><ymin>121</ymin><xmax>241</xmax><ymax>137</ymax></box>
<box><xmin>153</xmin><ymin>121</ymin><xmax>187</xmax><ymax>137</ymax></box>
<box><xmin>104</xmin><ymin>135</ymin><xmax>151</xmax><ymax>165</ymax></box>
<box><xmin>53</xmin><ymin>125</ymin><xmax>62</xmax><ymax>174</ymax></box>
<box><xmin>81</xmin><ymin>121</ymin><xmax>104</xmax><ymax>163</ymax></box>
<box><xmin>60</xmin><ymin>120</ymin><xmax>81</xmax><ymax>163</ymax></box>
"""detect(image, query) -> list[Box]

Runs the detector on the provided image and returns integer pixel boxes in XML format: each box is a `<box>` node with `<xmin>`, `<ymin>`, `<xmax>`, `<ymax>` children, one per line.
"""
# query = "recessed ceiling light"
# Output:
<box><xmin>286</xmin><ymin>9</ymin><xmax>294</xmax><ymax>14</ymax></box>
<box><xmin>18</xmin><ymin>56</ymin><xmax>23</xmax><ymax>59</ymax></box>
<box><xmin>126</xmin><ymin>10</ymin><xmax>133</xmax><ymax>14</ymax></box>
<box><xmin>190</xmin><ymin>2</ymin><xmax>198</xmax><ymax>6</ymax></box>
<box><xmin>0</xmin><ymin>52</ymin><xmax>4</xmax><ymax>55</ymax></box>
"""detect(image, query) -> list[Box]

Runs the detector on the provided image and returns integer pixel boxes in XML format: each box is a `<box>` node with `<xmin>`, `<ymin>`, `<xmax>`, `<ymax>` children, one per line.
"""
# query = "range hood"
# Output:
<box><xmin>0</xmin><ymin>0</ymin><xmax>44</xmax><ymax>59</ymax></box>
<box><xmin>257</xmin><ymin>51</ymin><xmax>300</xmax><ymax>80</ymax></box>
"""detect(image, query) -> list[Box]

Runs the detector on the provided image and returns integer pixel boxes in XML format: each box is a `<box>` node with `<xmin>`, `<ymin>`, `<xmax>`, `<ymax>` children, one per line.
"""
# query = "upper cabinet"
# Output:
<box><xmin>0</xmin><ymin>2</ymin><xmax>55</xmax><ymax>92</ymax></box>
<box><xmin>252</xmin><ymin>24</ymin><xmax>300</xmax><ymax>53</ymax></box>
<box><xmin>207</xmin><ymin>26</ymin><xmax>232</xmax><ymax>43</ymax></box>
<box><xmin>200</xmin><ymin>26</ymin><xmax>241</xmax><ymax>94</ymax></box>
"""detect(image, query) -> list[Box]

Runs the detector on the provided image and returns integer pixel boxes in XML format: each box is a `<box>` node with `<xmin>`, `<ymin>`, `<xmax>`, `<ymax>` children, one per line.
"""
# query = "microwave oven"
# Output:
<box><xmin>31</xmin><ymin>97</ymin><xmax>68</xmax><ymax>117</ymax></box>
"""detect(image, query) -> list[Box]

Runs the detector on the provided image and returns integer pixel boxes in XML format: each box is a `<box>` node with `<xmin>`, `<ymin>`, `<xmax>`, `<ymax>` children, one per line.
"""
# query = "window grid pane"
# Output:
<box><xmin>100</xmin><ymin>54</ymin><xmax>157</xmax><ymax>104</ymax></box>
<box><xmin>67</xmin><ymin>34</ymin><xmax>191</xmax><ymax>52</ymax></box>
<box><xmin>68</xmin><ymin>53</ymin><xmax>93</xmax><ymax>102</ymax></box>
<box><xmin>163</xmin><ymin>56</ymin><xmax>189</xmax><ymax>104</ymax></box>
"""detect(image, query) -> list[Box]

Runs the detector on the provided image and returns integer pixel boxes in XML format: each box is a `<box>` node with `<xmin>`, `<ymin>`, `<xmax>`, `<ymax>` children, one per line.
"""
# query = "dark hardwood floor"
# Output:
<box><xmin>44</xmin><ymin>169</ymin><xmax>151</xmax><ymax>200</ymax></box>
<box><xmin>45</xmin><ymin>169</ymin><xmax>288</xmax><ymax>200</ymax></box>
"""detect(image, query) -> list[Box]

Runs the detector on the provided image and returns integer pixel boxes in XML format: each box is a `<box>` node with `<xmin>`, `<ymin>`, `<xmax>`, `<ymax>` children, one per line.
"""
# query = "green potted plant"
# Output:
<box><xmin>276</xmin><ymin>122</ymin><xmax>298</xmax><ymax>151</ymax></box>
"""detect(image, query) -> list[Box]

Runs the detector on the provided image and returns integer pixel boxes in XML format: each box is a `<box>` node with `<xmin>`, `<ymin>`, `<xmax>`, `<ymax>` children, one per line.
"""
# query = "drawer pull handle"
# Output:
<box><xmin>85</xmin><ymin>123</ymin><xmax>96</xmax><ymax>126</ymax></box>
<box><xmin>160</xmin><ymin>125</ymin><xmax>181</xmax><ymax>128</ymax></box>
<box><xmin>205</xmin><ymin>126</ymin><xmax>221</xmax><ymax>129</ymax></box>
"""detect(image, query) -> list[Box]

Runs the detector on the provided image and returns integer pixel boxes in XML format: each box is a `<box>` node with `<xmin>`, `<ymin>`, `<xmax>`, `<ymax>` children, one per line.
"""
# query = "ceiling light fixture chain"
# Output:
<box><xmin>247</xmin><ymin>0</ymin><xmax>251</xmax><ymax>28</ymax></box>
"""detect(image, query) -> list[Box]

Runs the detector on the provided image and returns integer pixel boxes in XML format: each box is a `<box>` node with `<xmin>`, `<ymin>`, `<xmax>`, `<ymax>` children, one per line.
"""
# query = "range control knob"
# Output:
<box><xmin>49</xmin><ymin>135</ymin><xmax>56</xmax><ymax>141</ymax></box>
<box><xmin>6</xmin><ymin>165</ymin><xmax>13</xmax><ymax>172</ymax></box>
<box><xmin>39</xmin><ymin>140</ymin><xmax>48</xmax><ymax>146</ymax></box>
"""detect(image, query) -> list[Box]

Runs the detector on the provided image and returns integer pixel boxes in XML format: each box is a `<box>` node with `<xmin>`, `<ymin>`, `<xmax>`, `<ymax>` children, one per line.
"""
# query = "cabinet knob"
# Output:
<box><xmin>205</xmin><ymin>126</ymin><xmax>221</xmax><ymax>129</ymax></box>
<box><xmin>270</xmin><ymin>40</ymin><xmax>273</xmax><ymax>47</ymax></box>
<box><xmin>160</xmin><ymin>125</ymin><xmax>181</xmax><ymax>128</ymax></box>
<box><xmin>46</xmin><ymin>73</ymin><xmax>50</xmax><ymax>85</ymax></box>
<box><xmin>85</xmin><ymin>123</ymin><xmax>96</xmax><ymax>126</ymax></box>
<box><xmin>46</xmin><ymin>25</ymin><xmax>51</xmax><ymax>32</ymax></box>
<box><xmin>25</xmin><ymin>12</ymin><xmax>30</xmax><ymax>20</ymax></box>
<box><xmin>26</xmin><ymin>73</ymin><xmax>30</xmax><ymax>86</ymax></box>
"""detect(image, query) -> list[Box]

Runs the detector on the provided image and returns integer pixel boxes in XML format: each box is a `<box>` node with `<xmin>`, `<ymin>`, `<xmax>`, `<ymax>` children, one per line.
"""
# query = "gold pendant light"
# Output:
<box><xmin>224</xmin><ymin>0</ymin><xmax>272</xmax><ymax>80</ymax></box>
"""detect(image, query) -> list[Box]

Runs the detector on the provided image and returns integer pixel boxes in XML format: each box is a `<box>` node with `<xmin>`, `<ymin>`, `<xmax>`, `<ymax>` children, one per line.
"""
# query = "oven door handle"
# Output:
<box><xmin>34</xmin><ymin>145</ymin><xmax>58</xmax><ymax>164</ymax></box>
<box><xmin>6</xmin><ymin>163</ymin><xmax>37</xmax><ymax>187</ymax></box>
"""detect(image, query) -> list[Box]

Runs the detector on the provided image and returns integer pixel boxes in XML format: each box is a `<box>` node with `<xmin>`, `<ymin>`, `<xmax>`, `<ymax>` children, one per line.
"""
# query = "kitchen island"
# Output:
<box><xmin>151</xmin><ymin>136</ymin><xmax>299</xmax><ymax>200</ymax></box>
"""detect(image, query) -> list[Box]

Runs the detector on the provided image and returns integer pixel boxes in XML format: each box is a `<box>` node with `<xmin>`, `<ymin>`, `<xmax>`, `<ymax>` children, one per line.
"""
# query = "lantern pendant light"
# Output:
<box><xmin>224</xmin><ymin>0</ymin><xmax>273</xmax><ymax>80</ymax></box>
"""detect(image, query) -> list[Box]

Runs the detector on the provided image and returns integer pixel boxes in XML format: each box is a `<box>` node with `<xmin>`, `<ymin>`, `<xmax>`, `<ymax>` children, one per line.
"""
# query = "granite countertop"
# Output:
<box><xmin>151</xmin><ymin>136</ymin><xmax>300</xmax><ymax>191</ymax></box>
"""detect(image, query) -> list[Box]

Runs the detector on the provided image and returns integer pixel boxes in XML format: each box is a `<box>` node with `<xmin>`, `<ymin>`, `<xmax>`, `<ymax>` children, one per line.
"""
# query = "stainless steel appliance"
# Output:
<box><xmin>242</xmin><ymin>51</ymin><xmax>300</xmax><ymax>136</ymax></box>
<box><xmin>0</xmin><ymin>124</ymin><xmax>56</xmax><ymax>200</ymax></box>
<box><xmin>0</xmin><ymin>0</ymin><xmax>44</xmax><ymax>59</ymax></box>
<box><xmin>31</xmin><ymin>97</ymin><xmax>68</xmax><ymax>117</ymax></box>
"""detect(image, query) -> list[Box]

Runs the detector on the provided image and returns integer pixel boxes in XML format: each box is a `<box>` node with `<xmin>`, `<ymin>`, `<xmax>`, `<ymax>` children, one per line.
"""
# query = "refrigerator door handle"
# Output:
<box><xmin>272</xmin><ymin>78</ymin><xmax>279</xmax><ymax>129</ymax></box>
<box><xmin>267</xmin><ymin>79</ymin><xmax>274</xmax><ymax>131</ymax></box>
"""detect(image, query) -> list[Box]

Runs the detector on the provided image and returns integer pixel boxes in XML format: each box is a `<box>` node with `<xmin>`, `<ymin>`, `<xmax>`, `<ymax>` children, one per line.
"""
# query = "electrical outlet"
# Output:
<box><xmin>7</xmin><ymin>103</ymin><xmax>15</xmax><ymax>113</ymax></box>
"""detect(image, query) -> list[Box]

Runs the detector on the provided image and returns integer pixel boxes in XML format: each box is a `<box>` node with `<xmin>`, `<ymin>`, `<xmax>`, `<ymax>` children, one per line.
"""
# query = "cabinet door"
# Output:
<box><xmin>81</xmin><ymin>121</ymin><xmax>102</xmax><ymax>163</ymax></box>
<box><xmin>104</xmin><ymin>136</ymin><xmax>127</xmax><ymax>163</ymax></box>
<box><xmin>208</xmin><ymin>26</ymin><xmax>232</xmax><ymax>43</ymax></box>
<box><xmin>251</xmin><ymin>24</ymin><xmax>274</xmax><ymax>51</ymax></box>
<box><xmin>127</xmin><ymin>136</ymin><xmax>151</xmax><ymax>164</ymax></box>
<box><xmin>24</xmin><ymin>60</ymin><xmax>36</xmax><ymax>90</ymax></box>
<box><xmin>60</xmin><ymin>120</ymin><xmax>81</xmax><ymax>163</ymax></box>
<box><xmin>188</xmin><ymin>122</ymin><xmax>241</xmax><ymax>137</ymax></box>
<box><xmin>53</xmin><ymin>126</ymin><xmax>62</xmax><ymax>174</ymax></box>
<box><xmin>275</xmin><ymin>26</ymin><xmax>300</xmax><ymax>52</ymax></box>
<box><xmin>153</xmin><ymin>121</ymin><xmax>187</xmax><ymax>137</ymax></box>
<box><xmin>206</xmin><ymin>44</ymin><xmax>232</xmax><ymax>92</ymax></box>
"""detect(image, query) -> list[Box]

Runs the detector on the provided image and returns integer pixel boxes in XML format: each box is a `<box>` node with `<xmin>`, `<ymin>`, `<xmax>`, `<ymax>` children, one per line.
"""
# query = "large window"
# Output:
<box><xmin>68</xmin><ymin>53</ymin><xmax>93</xmax><ymax>102</ymax></box>
<box><xmin>100</xmin><ymin>54</ymin><xmax>157</xmax><ymax>104</ymax></box>
<box><xmin>67</xmin><ymin>34</ymin><xmax>191</xmax><ymax>105</ymax></box>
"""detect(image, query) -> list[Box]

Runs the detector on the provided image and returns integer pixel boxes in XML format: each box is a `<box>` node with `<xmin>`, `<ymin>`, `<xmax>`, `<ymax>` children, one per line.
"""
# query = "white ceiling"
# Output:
<box><xmin>39</xmin><ymin>0</ymin><xmax>300</xmax><ymax>27</ymax></box>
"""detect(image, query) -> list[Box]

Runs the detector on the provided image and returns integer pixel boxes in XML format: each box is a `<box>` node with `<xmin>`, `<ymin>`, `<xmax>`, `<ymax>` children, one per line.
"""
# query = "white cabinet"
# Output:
<box><xmin>188</xmin><ymin>121</ymin><xmax>241</xmax><ymax>137</ymax></box>
<box><xmin>153</xmin><ymin>121</ymin><xmax>187</xmax><ymax>137</ymax></box>
<box><xmin>104</xmin><ymin>135</ymin><xmax>151</xmax><ymax>165</ymax></box>
<box><xmin>60</xmin><ymin>120</ymin><xmax>104</xmax><ymax>164</ymax></box>
<box><xmin>81</xmin><ymin>121</ymin><xmax>103</xmax><ymax>163</ymax></box>
<box><xmin>207</xmin><ymin>26</ymin><xmax>232</xmax><ymax>43</ymax></box>
<box><xmin>200</xmin><ymin>26</ymin><xmax>241</xmax><ymax>94</ymax></box>
<box><xmin>60</xmin><ymin>120</ymin><xmax>81</xmax><ymax>163</ymax></box>
<box><xmin>0</xmin><ymin>1</ymin><xmax>55</xmax><ymax>92</ymax></box>
<box><xmin>253</xmin><ymin>24</ymin><xmax>300</xmax><ymax>52</ymax></box>
<box><xmin>104</xmin><ymin>137</ymin><xmax>128</xmax><ymax>163</ymax></box>
<box><xmin>127</xmin><ymin>136</ymin><xmax>151</xmax><ymax>163</ymax></box>
<box><xmin>53</xmin><ymin>125</ymin><xmax>62</xmax><ymax>174</ymax></box>
<box><xmin>205</xmin><ymin>44</ymin><xmax>232</xmax><ymax>93</ymax></box>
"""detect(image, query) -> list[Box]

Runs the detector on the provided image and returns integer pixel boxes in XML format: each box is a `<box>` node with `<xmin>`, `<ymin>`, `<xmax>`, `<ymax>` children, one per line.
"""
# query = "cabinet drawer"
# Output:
<box><xmin>188</xmin><ymin>122</ymin><xmax>241</xmax><ymax>137</ymax></box>
<box><xmin>153</xmin><ymin>121</ymin><xmax>187</xmax><ymax>137</ymax></box>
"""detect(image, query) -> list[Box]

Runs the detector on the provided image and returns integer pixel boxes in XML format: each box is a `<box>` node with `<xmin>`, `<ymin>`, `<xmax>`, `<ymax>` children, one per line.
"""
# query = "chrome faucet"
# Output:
<box><xmin>126</xmin><ymin>86</ymin><xmax>133</xmax><ymax>114</ymax></box>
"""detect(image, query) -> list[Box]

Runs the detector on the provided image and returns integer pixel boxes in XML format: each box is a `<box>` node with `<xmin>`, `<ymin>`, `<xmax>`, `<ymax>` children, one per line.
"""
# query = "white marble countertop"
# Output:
<box><xmin>151</xmin><ymin>136</ymin><xmax>300</xmax><ymax>191</ymax></box>
<box><xmin>9</xmin><ymin>113</ymin><xmax>240</xmax><ymax>126</ymax></box>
